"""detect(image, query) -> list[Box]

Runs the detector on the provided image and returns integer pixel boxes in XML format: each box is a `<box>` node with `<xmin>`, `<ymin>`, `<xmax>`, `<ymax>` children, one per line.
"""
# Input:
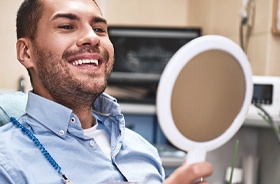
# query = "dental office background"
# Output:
<box><xmin>1</xmin><ymin>0</ymin><xmax>280</xmax><ymax>183</ymax></box>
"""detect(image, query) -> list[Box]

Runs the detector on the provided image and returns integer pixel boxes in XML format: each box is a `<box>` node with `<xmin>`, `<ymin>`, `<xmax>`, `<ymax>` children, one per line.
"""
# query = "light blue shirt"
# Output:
<box><xmin>0</xmin><ymin>92</ymin><xmax>164</xmax><ymax>184</ymax></box>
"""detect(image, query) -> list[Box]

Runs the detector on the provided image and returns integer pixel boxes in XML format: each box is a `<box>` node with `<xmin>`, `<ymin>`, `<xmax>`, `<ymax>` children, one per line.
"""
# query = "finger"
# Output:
<box><xmin>163</xmin><ymin>161</ymin><xmax>213</xmax><ymax>184</ymax></box>
<box><xmin>200</xmin><ymin>182</ymin><xmax>209</xmax><ymax>184</ymax></box>
<box><xmin>187</xmin><ymin>162</ymin><xmax>213</xmax><ymax>182</ymax></box>
<box><xmin>192</xmin><ymin>177</ymin><xmax>203</xmax><ymax>184</ymax></box>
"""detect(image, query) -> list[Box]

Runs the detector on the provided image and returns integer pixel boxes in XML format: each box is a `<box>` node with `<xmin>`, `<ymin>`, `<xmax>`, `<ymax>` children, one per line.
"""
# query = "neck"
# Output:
<box><xmin>32</xmin><ymin>91</ymin><xmax>96</xmax><ymax>129</ymax></box>
<box><xmin>32</xmin><ymin>86</ymin><xmax>98</xmax><ymax>129</ymax></box>
<box><xmin>73</xmin><ymin>108</ymin><xmax>96</xmax><ymax>129</ymax></box>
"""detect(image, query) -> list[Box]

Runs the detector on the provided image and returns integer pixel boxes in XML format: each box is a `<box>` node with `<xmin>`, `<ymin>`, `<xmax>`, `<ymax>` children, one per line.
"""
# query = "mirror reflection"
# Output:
<box><xmin>171</xmin><ymin>50</ymin><xmax>245</xmax><ymax>142</ymax></box>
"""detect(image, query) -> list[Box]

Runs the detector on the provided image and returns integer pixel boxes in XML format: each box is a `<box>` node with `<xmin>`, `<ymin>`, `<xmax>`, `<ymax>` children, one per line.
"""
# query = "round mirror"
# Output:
<box><xmin>156</xmin><ymin>35</ymin><xmax>253</xmax><ymax>165</ymax></box>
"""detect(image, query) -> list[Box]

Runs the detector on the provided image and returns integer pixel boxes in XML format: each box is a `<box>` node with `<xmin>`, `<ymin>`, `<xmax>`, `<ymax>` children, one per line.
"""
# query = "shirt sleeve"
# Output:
<box><xmin>0</xmin><ymin>149</ymin><xmax>29</xmax><ymax>184</ymax></box>
<box><xmin>0</xmin><ymin>163</ymin><xmax>16</xmax><ymax>184</ymax></box>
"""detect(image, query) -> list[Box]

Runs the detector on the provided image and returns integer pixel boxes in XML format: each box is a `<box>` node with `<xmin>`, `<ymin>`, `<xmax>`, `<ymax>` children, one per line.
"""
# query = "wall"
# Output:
<box><xmin>207</xmin><ymin>126</ymin><xmax>260</xmax><ymax>183</ymax></box>
<box><xmin>0</xmin><ymin>0</ymin><xmax>31</xmax><ymax>92</ymax></box>
<box><xmin>186</xmin><ymin>0</ymin><xmax>280</xmax><ymax>76</ymax></box>
<box><xmin>258</xmin><ymin>128</ymin><xmax>280</xmax><ymax>183</ymax></box>
<box><xmin>96</xmin><ymin>0</ymin><xmax>188</xmax><ymax>27</ymax></box>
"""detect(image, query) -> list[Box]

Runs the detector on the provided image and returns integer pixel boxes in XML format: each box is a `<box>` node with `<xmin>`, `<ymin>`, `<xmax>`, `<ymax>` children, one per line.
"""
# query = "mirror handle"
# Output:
<box><xmin>185</xmin><ymin>147</ymin><xmax>206</xmax><ymax>165</ymax></box>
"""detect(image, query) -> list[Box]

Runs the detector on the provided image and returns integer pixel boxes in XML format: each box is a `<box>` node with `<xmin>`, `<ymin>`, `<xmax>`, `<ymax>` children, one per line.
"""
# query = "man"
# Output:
<box><xmin>0</xmin><ymin>0</ymin><xmax>213</xmax><ymax>183</ymax></box>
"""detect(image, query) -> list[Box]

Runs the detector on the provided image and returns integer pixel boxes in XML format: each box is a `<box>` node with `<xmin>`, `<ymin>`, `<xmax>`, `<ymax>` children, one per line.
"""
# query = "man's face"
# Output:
<box><xmin>28</xmin><ymin>0</ymin><xmax>114</xmax><ymax>106</ymax></box>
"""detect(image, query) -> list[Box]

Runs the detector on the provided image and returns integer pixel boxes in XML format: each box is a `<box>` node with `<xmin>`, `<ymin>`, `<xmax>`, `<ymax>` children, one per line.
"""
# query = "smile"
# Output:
<box><xmin>72</xmin><ymin>59</ymin><xmax>99</xmax><ymax>66</ymax></box>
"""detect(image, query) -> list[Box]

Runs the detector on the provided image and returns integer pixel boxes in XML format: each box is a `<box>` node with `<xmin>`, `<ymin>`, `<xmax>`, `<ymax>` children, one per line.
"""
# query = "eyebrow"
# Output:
<box><xmin>51</xmin><ymin>13</ymin><xmax>80</xmax><ymax>21</ymax></box>
<box><xmin>93</xmin><ymin>16</ymin><xmax>107</xmax><ymax>25</ymax></box>
<box><xmin>51</xmin><ymin>13</ymin><xmax>107</xmax><ymax>25</ymax></box>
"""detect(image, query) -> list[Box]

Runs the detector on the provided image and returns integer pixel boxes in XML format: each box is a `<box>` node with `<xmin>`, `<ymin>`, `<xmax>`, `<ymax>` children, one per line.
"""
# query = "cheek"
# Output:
<box><xmin>102</xmin><ymin>39</ymin><xmax>114</xmax><ymax>60</ymax></box>
<box><xmin>37</xmin><ymin>33</ymin><xmax>71</xmax><ymax>58</ymax></box>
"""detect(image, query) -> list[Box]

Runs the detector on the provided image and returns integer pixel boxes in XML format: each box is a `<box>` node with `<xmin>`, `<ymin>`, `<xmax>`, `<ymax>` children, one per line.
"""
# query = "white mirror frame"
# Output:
<box><xmin>156</xmin><ymin>35</ymin><xmax>253</xmax><ymax>165</ymax></box>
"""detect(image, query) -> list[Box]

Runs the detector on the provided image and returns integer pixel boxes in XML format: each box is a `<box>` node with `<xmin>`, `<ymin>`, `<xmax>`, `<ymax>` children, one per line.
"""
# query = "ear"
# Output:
<box><xmin>16</xmin><ymin>38</ymin><xmax>34</xmax><ymax>69</ymax></box>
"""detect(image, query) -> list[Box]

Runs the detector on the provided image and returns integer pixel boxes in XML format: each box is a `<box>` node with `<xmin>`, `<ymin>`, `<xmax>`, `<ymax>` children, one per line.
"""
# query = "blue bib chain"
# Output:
<box><xmin>10</xmin><ymin>117</ymin><xmax>74</xmax><ymax>184</ymax></box>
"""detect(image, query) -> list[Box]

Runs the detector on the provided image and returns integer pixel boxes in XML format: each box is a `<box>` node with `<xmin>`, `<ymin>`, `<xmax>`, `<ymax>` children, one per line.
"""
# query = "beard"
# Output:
<box><xmin>32</xmin><ymin>40</ymin><xmax>113</xmax><ymax>110</ymax></box>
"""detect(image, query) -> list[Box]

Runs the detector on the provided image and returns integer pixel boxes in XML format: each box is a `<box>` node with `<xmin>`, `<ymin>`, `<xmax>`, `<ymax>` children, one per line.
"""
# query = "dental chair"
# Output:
<box><xmin>0</xmin><ymin>91</ymin><xmax>28</xmax><ymax>126</ymax></box>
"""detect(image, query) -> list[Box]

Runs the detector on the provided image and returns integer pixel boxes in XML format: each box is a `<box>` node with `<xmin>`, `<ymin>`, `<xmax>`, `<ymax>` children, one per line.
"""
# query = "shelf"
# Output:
<box><xmin>120</xmin><ymin>103</ymin><xmax>280</xmax><ymax>128</ymax></box>
<box><xmin>120</xmin><ymin>103</ymin><xmax>156</xmax><ymax>115</ymax></box>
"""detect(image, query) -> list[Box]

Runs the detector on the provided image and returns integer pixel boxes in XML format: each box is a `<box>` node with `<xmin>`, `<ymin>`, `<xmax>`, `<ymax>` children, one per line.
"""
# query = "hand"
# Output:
<box><xmin>163</xmin><ymin>162</ymin><xmax>213</xmax><ymax>184</ymax></box>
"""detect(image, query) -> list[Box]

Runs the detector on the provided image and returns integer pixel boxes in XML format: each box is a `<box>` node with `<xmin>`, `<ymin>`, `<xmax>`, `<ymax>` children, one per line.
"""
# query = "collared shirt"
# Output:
<box><xmin>0</xmin><ymin>92</ymin><xmax>164</xmax><ymax>184</ymax></box>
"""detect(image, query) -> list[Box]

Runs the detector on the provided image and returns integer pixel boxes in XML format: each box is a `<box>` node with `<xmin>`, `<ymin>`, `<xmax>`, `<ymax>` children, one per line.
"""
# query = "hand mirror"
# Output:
<box><xmin>156</xmin><ymin>35</ymin><xmax>253</xmax><ymax>165</ymax></box>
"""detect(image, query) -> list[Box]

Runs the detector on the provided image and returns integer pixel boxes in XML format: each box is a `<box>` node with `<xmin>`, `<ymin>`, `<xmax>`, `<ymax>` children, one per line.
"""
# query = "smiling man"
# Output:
<box><xmin>16</xmin><ymin>0</ymin><xmax>114</xmax><ymax>130</ymax></box>
<box><xmin>0</xmin><ymin>0</ymin><xmax>212</xmax><ymax>183</ymax></box>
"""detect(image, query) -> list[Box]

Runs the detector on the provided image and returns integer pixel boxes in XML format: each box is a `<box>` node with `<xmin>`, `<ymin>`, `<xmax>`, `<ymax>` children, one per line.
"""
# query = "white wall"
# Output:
<box><xmin>0</xmin><ymin>0</ymin><xmax>31</xmax><ymax>92</ymax></box>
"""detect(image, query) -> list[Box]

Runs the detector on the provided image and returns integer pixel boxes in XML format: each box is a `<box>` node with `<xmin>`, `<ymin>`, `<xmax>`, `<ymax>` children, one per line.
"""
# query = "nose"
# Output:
<box><xmin>76</xmin><ymin>25</ymin><xmax>100</xmax><ymax>47</ymax></box>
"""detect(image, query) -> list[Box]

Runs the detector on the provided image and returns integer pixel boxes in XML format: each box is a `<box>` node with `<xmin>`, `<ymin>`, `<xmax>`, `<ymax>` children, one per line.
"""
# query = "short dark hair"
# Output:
<box><xmin>16</xmin><ymin>0</ymin><xmax>100</xmax><ymax>40</ymax></box>
<box><xmin>16</xmin><ymin>0</ymin><xmax>44</xmax><ymax>40</ymax></box>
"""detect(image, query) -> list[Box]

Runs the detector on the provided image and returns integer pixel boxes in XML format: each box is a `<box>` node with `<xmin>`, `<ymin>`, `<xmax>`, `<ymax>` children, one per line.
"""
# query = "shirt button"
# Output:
<box><xmin>59</xmin><ymin>130</ymin><xmax>65</xmax><ymax>136</ymax></box>
<box><xmin>70</xmin><ymin>118</ymin><xmax>76</xmax><ymax>123</ymax></box>
<box><xmin>89</xmin><ymin>140</ymin><xmax>95</xmax><ymax>147</ymax></box>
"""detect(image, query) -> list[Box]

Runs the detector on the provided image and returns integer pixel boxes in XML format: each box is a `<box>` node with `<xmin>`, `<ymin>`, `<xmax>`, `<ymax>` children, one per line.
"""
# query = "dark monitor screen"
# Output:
<box><xmin>107</xmin><ymin>26</ymin><xmax>201</xmax><ymax>104</ymax></box>
<box><xmin>252</xmin><ymin>84</ymin><xmax>273</xmax><ymax>105</ymax></box>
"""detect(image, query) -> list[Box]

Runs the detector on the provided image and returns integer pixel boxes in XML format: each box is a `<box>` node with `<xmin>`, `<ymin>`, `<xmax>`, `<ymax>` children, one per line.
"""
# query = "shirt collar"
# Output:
<box><xmin>25</xmin><ymin>92</ymin><xmax>74</xmax><ymax>138</ymax></box>
<box><xmin>92</xmin><ymin>93</ymin><xmax>120</xmax><ymax>115</ymax></box>
<box><xmin>25</xmin><ymin>92</ymin><xmax>122</xmax><ymax>138</ymax></box>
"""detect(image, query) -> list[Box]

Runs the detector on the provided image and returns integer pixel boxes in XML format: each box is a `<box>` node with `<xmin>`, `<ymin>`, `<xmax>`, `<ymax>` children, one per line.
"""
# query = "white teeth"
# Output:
<box><xmin>72</xmin><ymin>59</ymin><xmax>99</xmax><ymax>66</ymax></box>
<box><xmin>92</xmin><ymin>60</ymin><xmax>98</xmax><ymax>66</ymax></box>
